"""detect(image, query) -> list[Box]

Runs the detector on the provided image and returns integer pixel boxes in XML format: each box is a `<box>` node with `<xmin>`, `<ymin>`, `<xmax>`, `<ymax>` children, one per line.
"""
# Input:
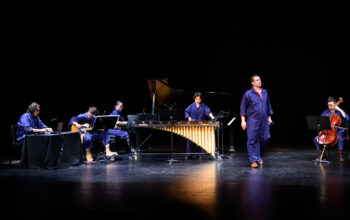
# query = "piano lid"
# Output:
<box><xmin>147</xmin><ymin>78</ymin><xmax>232</xmax><ymax>113</ymax></box>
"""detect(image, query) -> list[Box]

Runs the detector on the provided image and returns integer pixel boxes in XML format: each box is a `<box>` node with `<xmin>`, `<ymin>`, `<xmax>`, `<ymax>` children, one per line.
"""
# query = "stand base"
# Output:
<box><xmin>167</xmin><ymin>158</ymin><xmax>182</xmax><ymax>165</ymax></box>
<box><xmin>216</xmin><ymin>154</ymin><xmax>232</xmax><ymax>161</ymax></box>
<box><xmin>129</xmin><ymin>153</ymin><xmax>140</xmax><ymax>161</ymax></box>
<box><xmin>313</xmin><ymin>159</ymin><xmax>330</xmax><ymax>164</ymax></box>
<box><xmin>313</xmin><ymin>145</ymin><xmax>329</xmax><ymax>164</ymax></box>
<box><xmin>228</xmin><ymin>146</ymin><xmax>236</xmax><ymax>154</ymax></box>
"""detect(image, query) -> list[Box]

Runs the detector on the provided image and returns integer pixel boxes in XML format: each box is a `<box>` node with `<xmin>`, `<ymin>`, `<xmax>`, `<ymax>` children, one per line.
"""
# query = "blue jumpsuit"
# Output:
<box><xmin>108</xmin><ymin>110</ymin><xmax>129</xmax><ymax>140</ymax></box>
<box><xmin>240</xmin><ymin>87</ymin><xmax>273</xmax><ymax>163</ymax></box>
<box><xmin>185</xmin><ymin>102</ymin><xmax>212</xmax><ymax>154</ymax></box>
<box><xmin>314</xmin><ymin>109</ymin><xmax>349</xmax><ymax>151</ymax></box>
<box><xmin>68</xmin><ymin>113</ymin><xmax>110</xmax><ymax>149</ymax></box>
<box><xmin>16</xmin><ymin>112</ymin><xmax>48</xmax><ymax>143</ymax></box>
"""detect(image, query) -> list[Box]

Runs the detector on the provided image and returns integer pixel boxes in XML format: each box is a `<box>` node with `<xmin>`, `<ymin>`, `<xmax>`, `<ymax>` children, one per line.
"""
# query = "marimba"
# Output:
<box><xmin>130</xmin><ymin>121</ymin><xmax>220</xmax><ymax>157</ymax></box>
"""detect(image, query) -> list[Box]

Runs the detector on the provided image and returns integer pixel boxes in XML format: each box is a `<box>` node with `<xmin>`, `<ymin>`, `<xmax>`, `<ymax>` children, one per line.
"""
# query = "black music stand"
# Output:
<box><xmin>216</xmin><ymin>120</ymin><xmax>232</xmax><ymax>161</ymax></box>
<box><xmin>92</xmin><ymin>115</ymin><xmax>119</xmax><ymax>131</ymax></box>
<box><xmin>217</xmin><ymin>116</ymin><xmax>236</xmax><ymax>160</ymax></box>
<box><xmin>306</xmin><ymin>116</ymin><xmax>331</xmax><ymax>164</ymax></box>
<box><xmin>166</xmin><ymin>104</ymin><xmax>181</xmax><ymax>165</ymax></box>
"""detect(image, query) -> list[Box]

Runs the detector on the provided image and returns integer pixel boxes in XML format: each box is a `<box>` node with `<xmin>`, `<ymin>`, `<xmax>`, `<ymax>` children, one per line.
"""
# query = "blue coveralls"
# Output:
<box><xmin>314</xmin><ymin>109</ymin><xmax>349</xmax><ymax>151</ymax></box>
<box><xmin>184</xmin><ymin>102</ymin><xmax>212</xmax><ymax>154</ymax></box>
<box><xmin>108</xmin><ymin>110</ymin><xmax>129</xmax><ymax>140</ymax></box>
<box><xmin>68</xmin><ymin>112</ymin><xmax>110</xmax><ymax>149</ymax></box>
<box><xmin>16</xmin><ymin>112</ymin><xmax>48</xmax><ymax>144</ymax></box>
<box><xmin>240</xmin><ymin>87</ymin><xmax>273</xmax><ymax>163</ymax></box>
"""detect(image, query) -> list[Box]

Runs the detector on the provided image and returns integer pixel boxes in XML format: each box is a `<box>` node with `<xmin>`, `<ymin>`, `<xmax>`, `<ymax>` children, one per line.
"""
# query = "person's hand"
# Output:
<box><xmin>46</xmin><ymin>128</ymin><xmax>53</xmax><ymax>132</ymax></box>
<box><xmin>269</xmin><ymin>117</ymin><xmax>273</xmax><ymax>125</ymax></box>
<box><xmin>241</xmin><ymin>121</ymin><xmax>247</xmax><ymax>130</ymax></box>
<box><xmin>75</xmin><ymin>123</ymin><xmax>82</xmax><ymax>128</ymax></box>
<box><xmin>188</xmin><ymin>117</ymin><xmax>192</xmax><ymax>122</ymax></box>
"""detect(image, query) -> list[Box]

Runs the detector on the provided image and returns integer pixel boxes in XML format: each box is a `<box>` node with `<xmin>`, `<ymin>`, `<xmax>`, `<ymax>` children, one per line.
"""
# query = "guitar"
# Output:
<box><xmin>71</xmin><ymin>123</ymin><xmax>92</xmax><ymax>144</ymax></box>
<box><xmin>71</xmin><ymin>123</ymin><xmax>92</xmax><ymax>134</ymax></box>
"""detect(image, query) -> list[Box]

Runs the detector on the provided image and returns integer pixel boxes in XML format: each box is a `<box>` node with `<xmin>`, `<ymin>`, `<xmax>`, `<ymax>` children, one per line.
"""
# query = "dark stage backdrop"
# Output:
<box><xmin>2</xmin><ymin>2</ymin><xmax>349</xmax><ymax>158</ymax></box>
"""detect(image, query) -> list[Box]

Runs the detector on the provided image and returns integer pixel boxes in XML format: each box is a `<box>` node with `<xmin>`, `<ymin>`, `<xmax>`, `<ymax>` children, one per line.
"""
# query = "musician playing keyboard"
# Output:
<box><xmin>68</xmin><ymin>106</ymin><xmax>117</xmax><ymax>162</ymax></box>
<box><xmin>185</xmin><ymin>92</ymin><xmax>215</xmax><ymax>159</ymax></box>
<box><xmin>16</xmin><ymin>102</ymin><xmax>53</xmax><ymax>144</ymax></box>
<box><xmin>108</xmin><ymin>101</ymin><xmax>136</xmax><ymax>154</ymax></box>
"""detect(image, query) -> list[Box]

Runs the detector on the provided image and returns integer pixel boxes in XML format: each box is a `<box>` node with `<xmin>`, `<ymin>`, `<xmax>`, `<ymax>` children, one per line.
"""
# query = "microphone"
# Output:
<box><xmin>102</xmin><ymin>110</ymin><xmax>106</xmax><ymax>115</ymax></box>
<box><xmin>142</xmin><ymin>108</ymin><xmax>146</xmax><ymax>115</ymax></box>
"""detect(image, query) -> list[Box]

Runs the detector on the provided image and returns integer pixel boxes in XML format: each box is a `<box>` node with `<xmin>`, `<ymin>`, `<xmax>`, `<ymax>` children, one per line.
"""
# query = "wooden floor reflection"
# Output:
<box><xmin>1</xmin><ymin>147</ymin><xmax>350</xmax><ymax>219</ymax></box>
<box><xmin>168</xmin><ymin>161</ymin><xmax>217</xmax><ymax>217</ymax></box>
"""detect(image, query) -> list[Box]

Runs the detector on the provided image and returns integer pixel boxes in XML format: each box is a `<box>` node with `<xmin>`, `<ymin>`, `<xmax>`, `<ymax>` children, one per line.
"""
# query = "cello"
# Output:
<box><xmin>316</xmin><ymin>97</ymin><xmax>344</xmax><ymax>161</ymax></box>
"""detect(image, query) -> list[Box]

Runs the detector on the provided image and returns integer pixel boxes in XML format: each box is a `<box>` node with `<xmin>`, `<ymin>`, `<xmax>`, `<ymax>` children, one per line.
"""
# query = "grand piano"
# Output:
<box><xmin>126</xmin><ymin>78</ymin><xmax>233</xmax><ymax>158</ymax></box>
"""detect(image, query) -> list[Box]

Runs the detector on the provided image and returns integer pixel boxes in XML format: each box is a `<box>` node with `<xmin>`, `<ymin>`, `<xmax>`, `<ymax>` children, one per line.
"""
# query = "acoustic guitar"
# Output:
<box><xmin>71</xmin><ymin>123</ymin><xmax>91</xmax><ymax>133</ymax></box>
<box><xmin>71</xmin><ymin>123</ymin><xmax>91</xmax><ymax>144</ymax></box>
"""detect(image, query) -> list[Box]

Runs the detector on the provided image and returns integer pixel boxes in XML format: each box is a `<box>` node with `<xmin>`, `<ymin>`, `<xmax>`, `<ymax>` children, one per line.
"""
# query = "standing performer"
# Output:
<box><xmin>108</xmin><ymin>101</ymin><xmax>136</xmax><ymax>154</ymax></box>
<box><xmin>68</xmin><ymin>106</ymin><xmax>117</xmax><ymax>162</ymax></box>
<box><xmin>16</xmin><ymin>102</ymin><xmax>53</xmax><ymax>144</ymax></box>
<box><xmin>240</xmin><ymin>75</ymin><xmax>273</xmax><ymax>168</ymax></box>
<box><xmin>185</xmin><ymin>92</ymin><xmax>216</xmax><ymax>159</ymax></box>
<box><xmin>313</xmin><ymin>97</ymin><xmax>349</xmax><ymax>162</ymax></box>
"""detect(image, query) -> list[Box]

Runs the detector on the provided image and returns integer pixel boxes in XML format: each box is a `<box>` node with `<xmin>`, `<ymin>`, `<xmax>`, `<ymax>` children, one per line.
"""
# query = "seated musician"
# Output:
<box><xmin>68</xmin><ymin>106</ymin><xmax>117</xmax><ymax>162</ymax></box>
<box><xmin>185</xmin><ymin>92</ymin><xmax>215</xmax><ymax>159</ymax></box>
<box><xmin>108</xmin><ymin>101</ymin><xmax>136</xmax><ymax>154</ymax></box>
<box><xmin>314</xmin><ymin>97</ymin><xmax>349</xmax><ymax>162</ymax></box>
<box><xmin>16</xmin><ymin>102</ymin><xmax>53</xmax><ymax>144</ymax></box>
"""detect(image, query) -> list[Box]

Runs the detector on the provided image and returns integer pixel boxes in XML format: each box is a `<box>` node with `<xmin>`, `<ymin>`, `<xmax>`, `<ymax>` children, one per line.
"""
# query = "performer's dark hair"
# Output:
<box><xmin>88</xmin><ymin>106</ymin><xmax>97</xmax><ymax>115</ymax></box>
<box><xmin>328</xmin><ymin>97</ymin><xmax>337</xmax><ymax>104</ymax></box>
<box><xmin>193</xmin><ymin>92</ymin><xmax>203</xmax><ymax>99</ymax></box>
<box><xmin>250</xmin><ymin>74</ymin><xmax>261</xmax><ymax>82</ymax></box>
<box><xmin>27</xmin><ymin>102</ymin><xmax>40</xmax><ymax>114</ymax></box>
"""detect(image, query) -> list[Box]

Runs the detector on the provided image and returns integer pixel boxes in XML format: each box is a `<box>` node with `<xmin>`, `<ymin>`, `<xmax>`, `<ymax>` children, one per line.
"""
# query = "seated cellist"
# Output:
<box><xmin>314</xmin><ymin>97</ymin><xmax>349</xmax><ymax>162</ymax></box>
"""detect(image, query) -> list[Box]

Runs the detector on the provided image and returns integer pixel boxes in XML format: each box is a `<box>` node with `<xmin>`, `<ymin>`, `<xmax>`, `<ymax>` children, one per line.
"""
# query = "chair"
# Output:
<box><xmin>10</xmin><ymin>124</ymin><xmax>23</xmax><ymax>167</ymax></box>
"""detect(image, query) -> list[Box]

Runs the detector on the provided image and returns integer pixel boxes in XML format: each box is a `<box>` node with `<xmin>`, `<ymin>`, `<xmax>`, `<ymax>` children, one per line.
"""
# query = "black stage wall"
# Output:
<box><xmin>2</xmin><ymin>2</ymin><xmax>349</xmax><ymax>158</ymax></box>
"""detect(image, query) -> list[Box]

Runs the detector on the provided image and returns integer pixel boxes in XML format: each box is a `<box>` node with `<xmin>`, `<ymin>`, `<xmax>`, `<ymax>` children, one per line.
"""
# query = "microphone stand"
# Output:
<box><xmin>165</xmin><ymin>103</ymin><xmax>181</xmax><ymax>165</ymax></box>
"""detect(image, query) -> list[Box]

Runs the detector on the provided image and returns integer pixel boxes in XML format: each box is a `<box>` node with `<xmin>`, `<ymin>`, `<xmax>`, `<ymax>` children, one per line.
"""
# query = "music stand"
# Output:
<box><xmin>216</xmin><ymin>116</ymin><xmax>236</xmax><ymax>160</ymax></box>
<box><xmin>92</xmin><ymin>115</ymin><xmax>119</xmax><ymax>131</ymax></box>
<box><xmin>306</xmin><ymin>116</ymin><xmax>331</xmax><ymax>164</ymax></box>
<box><xmin>166</xmin><ymin>104</ymin><xmax>181</xmax><ymax>165</ymax></box>
<box><xmin>227</xmin><ymin>117</ymin><xmax>236</xmax><ymax>154</ymax></box>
